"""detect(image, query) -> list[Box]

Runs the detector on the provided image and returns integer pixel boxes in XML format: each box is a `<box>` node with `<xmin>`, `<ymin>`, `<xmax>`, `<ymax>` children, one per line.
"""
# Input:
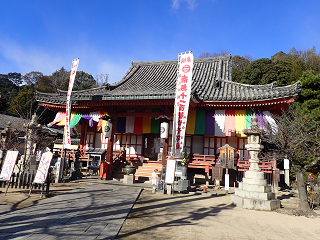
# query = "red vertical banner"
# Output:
<box><xmin>64</xmin><ymin>58</ymin><xmax>79</xmax><ymax>149</ymax></box>
<box><xmin>172</xmin><ymin>51</ymin><xmax>194</xmax><ymax>156</ymax></box>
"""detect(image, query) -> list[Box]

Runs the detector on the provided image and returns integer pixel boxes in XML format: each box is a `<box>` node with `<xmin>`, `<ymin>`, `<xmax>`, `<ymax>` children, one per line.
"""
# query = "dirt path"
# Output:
<box><xmin>117</xmin><ymin>188</ymin><xmax>320</xmax><ymax>240</ymax></box>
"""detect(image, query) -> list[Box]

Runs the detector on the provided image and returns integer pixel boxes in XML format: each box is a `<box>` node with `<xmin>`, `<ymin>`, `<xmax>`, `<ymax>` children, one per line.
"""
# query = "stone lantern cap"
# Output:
<box><xmin>242</xmin><ymin>116</ymin><xmax>266</xmax><ymax>136</ymax></box>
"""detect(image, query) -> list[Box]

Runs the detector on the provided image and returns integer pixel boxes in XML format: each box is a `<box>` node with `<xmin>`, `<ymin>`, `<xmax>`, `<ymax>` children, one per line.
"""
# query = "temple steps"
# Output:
<box><xmin>112</xmin><ymin>161</ymin><xmax>162</xmax><ymax>182</ymax></box>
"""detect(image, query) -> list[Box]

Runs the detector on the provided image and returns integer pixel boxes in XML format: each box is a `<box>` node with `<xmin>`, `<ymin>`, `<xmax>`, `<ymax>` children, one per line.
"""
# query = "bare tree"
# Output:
<box><xmin>262</xmin><ymin>105</ymin><xmax>320</xmax><ymax>215</ymax></box>
<box><xmin>199</xmin><ymin>50</ymin><xmax>231</xmax><ymax>58</ymax></box>
<box><xmin>95</xmin><ymin>73</ymin><xmax>109</xmax><ymax>87</ymax></box>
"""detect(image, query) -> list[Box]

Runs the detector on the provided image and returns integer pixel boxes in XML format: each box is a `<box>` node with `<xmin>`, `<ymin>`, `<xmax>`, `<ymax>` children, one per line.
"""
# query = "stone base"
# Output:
<box><xmin>230</xmin><ymin>194</ymin><xmax>280</xmax><ymax>211</ymax></box>
<box><xmin>123</xmin><ymin>174</ymin><xmax>135</xmax><ymax>184</ymax></box>
<box><xmin>230</xmin><ymin>172</ymin><xmax>280</xmax><ymax>211</ymax></box>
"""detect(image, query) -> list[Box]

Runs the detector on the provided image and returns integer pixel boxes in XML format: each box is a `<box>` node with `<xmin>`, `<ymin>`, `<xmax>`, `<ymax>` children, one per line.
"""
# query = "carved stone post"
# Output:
<box><xmin>24</xmin><ymin>114</ymin><xmax>42</xmax><ymax>172</ymax></box>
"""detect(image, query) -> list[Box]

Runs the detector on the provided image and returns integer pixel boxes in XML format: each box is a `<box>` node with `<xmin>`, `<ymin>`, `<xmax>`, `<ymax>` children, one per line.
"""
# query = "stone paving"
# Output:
<box><xmin>0</xmin><ymin>181</ymin><xmax>142</xmax><ymax>240</ymax></box>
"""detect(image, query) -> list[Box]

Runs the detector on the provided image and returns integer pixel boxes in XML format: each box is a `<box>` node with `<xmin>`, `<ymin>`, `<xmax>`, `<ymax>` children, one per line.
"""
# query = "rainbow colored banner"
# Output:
<box><xmin>50</xmin><ymin>109</ymin><xmax>275</xmax><ymax>136</ymax></box>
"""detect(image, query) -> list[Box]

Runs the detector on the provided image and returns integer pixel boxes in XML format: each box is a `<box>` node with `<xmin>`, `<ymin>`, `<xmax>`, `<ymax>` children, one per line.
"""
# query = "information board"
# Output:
<box><xmin>34</xmin><ymin>152</ymin><xmax>53</xmax><ymax>184</ymax></box>
<box><xmin>165</xmin><ymin>159</ymin><xmax>176</xmax><ymax>184</ymax></box>
<box><xmin>220</xmin><ymin>145</ymin><xmax>235</xmax><ymax>169</ymax></box>
<box><xmin>0</xmin><ymin>151</ymin><xmax>19</xmax><ymax>181</ymax></box>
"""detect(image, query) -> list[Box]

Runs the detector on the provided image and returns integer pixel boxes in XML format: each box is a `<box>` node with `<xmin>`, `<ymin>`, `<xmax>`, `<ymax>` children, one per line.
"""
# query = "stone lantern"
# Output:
<box><xmin>230</xmin><ymin>116</ymin><xmax>280</xmax><ymax>210</ymax></box>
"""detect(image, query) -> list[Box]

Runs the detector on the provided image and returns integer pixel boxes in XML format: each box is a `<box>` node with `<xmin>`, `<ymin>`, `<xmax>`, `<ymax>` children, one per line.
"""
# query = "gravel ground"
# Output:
<box><xmin>1</xmin><ymin>181</ymin><xmax>320</xmax><ymax>240</ymax></box>
<box><xmin>117</xmin><ymin>187</ymin><xmax>320</xmax><ymax>240</ymax></box>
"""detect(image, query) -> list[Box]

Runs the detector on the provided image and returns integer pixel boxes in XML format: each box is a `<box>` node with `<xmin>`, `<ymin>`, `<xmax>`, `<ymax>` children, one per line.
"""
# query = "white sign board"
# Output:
<box><xmin>284</xmin><ymin>159</ymin><xmax>290</xmax><ymax>170</ymax></box>
<box><xmin>34</xmin><ymin>152</ymin><xmax>53</xmax><ymax>184</ymax></box>
<box><xmin>165</xmin><ymin>159</ymin><xmax>176</xmax><ymax>184</ymax></box>
<box><xmin>0</xmin><ymin>151</ymin><xmax>19</xmax><ymax>181</ymax></box>
<box><xmin>225</xmin><ymin>173</ymin><xmax>229</xmax><ymax>191</ymax></box>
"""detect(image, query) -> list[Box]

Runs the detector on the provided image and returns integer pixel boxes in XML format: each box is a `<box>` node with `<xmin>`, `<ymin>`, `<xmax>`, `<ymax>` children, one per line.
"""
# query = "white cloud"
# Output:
<box><xmin>0</xmin><ymin>38</ymin><xmax>129</xmax><ymax>84</ymax></box>
<box><xmin>0</xmin><ymin>38</ymin><xmax>63</xmax><ymax>75</ymax></box>
<box><xmin>171</xmin><ymin>0</ymin><xmax>198</xmax><ymax>10</ymax></box>
<box><xmin>92</xmin><ymin>59</ymin><xmax>130</xmax><ymax>84</ymax></box>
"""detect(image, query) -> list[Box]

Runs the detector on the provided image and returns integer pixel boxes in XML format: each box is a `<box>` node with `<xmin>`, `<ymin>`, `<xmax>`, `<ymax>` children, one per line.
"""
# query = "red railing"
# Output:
<box><xmin>237</xmin><ymin>157</ymin><xmax>276</xmax><ymax>173</ymax></box>
<box><xmin>188</xmin><ymin>154</ymin><xmax>276</xmax><ymax>173</ymax></box>
<box><xmin>188</xmin><ymin>154</ymin><xmax>216</xmax><ymax>169</ymax></box>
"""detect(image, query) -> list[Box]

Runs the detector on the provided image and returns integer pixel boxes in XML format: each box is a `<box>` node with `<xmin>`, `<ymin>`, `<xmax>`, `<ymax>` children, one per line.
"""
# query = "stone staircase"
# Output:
<box><xmin>112</xmin><ymin>161</ymin><xmax>163</xmax><ymax>182</ymax></box>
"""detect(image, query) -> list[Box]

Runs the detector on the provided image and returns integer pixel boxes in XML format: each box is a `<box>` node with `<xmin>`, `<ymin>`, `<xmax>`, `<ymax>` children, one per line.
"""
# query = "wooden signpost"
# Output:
<box><xmin>0</xmin><ymin>150</ymin><xmax>19</xmax><ymax>195</ymax></box>
<box><xmin>219</xmin><ymin>144</ymin><xmax>236</xmax><ymax>193</ymax></box>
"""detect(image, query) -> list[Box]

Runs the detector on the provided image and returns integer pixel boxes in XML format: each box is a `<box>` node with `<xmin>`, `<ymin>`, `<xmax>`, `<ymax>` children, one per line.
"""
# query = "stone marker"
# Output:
<box><xmin>123</xmin><ymin>174</ymin><xmax>135</xmax><ymax>184</ymax></box>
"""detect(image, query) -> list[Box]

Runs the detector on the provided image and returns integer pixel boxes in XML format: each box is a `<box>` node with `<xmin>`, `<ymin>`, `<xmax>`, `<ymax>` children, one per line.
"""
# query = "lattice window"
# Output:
<box><xmin>238</xmin><ymin>137</ymin><xmax>248</xmax><ymax>161</ymax></box>
<box><xmin>204</xmin><ymin>136</ymin><xmax>215</xmax><ymax>155</ymax></box>
<box><xmin>121</xmin><ymin>133</ymin><xmax>143</xmax><ymax>158</ymax></box>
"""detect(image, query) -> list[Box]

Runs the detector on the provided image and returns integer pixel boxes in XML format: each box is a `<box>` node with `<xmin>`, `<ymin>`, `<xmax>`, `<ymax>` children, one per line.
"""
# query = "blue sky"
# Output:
<box><xmin>1</xmin><ymin>0</ymin><xmax>319</xmax><ymax>84</ymax></box>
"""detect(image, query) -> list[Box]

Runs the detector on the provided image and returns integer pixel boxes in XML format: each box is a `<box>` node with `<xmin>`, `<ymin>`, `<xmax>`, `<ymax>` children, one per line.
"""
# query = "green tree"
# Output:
<box><xmin>231</xmin><ymin>55</ymin><xmax>251</xmax><ymax>83</ymax></box>
<box><xmin>51</xmin><ymin>67</ymin><xmax>69</xmax><ymax>91</ymax></box>
<box><xmin>73</xmin><ymin>71</ymin><xmax>97</xmax><ymax>90</ymax></box>
<box><xmin>0</xmin><ymin>73</ymin><xmax>22</xmax><ymax>111</ymax></box>
<box><xmin>50</xmin><ymin>68</ymin><xmax>97</xmax><ymax>91</ymax></box>
<box><xmin>23</xmin><ymin>71</ymin><xmax>43</xmax><ymax>85</ymax></box>
<box><xmin>295</xmin><ymin>72</ymin><xmax>320</xmax><ymax>119</ymax></box>
<box><xmin>7</xmin><ymin>85</ymin><xmax>37</xmax><ymax>119</ymax></box>
<box><xmin>240</xmin><ymin>58</ymin><xmax>292</xmax><ymax>86</ymax></box>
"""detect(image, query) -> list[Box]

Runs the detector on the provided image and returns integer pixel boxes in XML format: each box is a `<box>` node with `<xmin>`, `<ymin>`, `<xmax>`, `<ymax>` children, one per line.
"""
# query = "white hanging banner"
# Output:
<box><xmin>34</xmin><ymin>152</ymin><xmax>53</xmax><ymax>184</ymax></box>
<box><xmin>64</xmin><ymin>58</ymin><xmax>79</xmax><ymax>149</ymax></box>
<box><xmin>0</xmin><ymin>151</ymin><xmax>19</xmax><ymax>181</ymax></box>
<box><xmin>172</xmin><ymin>51</ymin><xmax>194</xmax><ymax>156</ymax></box>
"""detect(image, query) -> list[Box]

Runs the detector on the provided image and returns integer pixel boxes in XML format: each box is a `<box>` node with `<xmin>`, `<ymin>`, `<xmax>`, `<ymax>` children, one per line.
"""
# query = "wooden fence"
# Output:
<box><xmin>0</xmin><ymin>172</ymin><xmax>50</xmax><ymax>190</ymax></box>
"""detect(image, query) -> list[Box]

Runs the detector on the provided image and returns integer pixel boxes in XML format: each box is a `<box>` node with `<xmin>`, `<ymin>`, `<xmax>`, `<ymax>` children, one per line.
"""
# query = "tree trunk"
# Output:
<box><xmin>295</xmin><ymin>167</ymin><xmax>311</xmax><ymax>213</ymax></box>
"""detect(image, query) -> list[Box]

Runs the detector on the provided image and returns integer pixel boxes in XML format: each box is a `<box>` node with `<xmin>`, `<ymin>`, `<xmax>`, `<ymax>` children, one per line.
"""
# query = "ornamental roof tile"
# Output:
<box><xmin>35</xmin><ymin>55</ymin><xmax>301</xmax><ymax>105</ymax></box>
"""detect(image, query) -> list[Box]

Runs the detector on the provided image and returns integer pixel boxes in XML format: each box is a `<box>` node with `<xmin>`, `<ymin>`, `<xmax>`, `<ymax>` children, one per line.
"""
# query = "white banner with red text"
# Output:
<box><xmin>64</xmin><ymin>58</ymin><xmax>79</xmax><ymax>149</ymax></box>
<box><xmin>173</xmin><ymin>51</ymin><xmax>194</xmax><ymax>156</ymax></box>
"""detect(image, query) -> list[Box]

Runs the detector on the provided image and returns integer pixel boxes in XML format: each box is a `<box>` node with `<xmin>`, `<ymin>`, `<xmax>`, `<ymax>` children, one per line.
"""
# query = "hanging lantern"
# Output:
<box><xmin>104</xmin><ymin>121</ymin><xmax>112</xmax><ymax>138</ymax></box>
<box><xmin>160</xmin><ymin>122</ymin><xmax>169</xmax><ymax>139</ymax></box>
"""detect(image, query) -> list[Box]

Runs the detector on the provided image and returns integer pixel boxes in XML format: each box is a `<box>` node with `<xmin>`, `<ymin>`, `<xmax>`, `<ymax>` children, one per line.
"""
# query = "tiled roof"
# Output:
<box><xmin>0</xmin><ymin>113</ymin><xmax>29</xmax><ymax>132</ymax></box>
<box><xmin>0</xmin><ymin>113</ymin><xmax>64</xmax><ymax>137</ymax></box>
<box><xmin>36</xmin><ymin>55</ymin><xmax>301</xmax><ymax>105</ymax></box>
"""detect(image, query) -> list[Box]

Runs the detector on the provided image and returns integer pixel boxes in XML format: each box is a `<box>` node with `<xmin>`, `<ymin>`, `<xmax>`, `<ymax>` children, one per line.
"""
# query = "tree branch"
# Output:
<box><xmin>304</xmin><ymin>156</ymin><xmax>320</xmax><ymax>170</ymax></box>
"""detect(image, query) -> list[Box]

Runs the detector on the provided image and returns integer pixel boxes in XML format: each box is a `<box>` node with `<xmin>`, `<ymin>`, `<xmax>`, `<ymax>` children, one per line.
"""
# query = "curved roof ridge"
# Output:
<box><xmin>131</xmin><ymin>54</ymin><xmax>231</xmax><ymax>66</ymax></box>
<box><xmin>219</xmin><ymin>79</ymin><xmax>301</xmax><ymax>91</ymax></box>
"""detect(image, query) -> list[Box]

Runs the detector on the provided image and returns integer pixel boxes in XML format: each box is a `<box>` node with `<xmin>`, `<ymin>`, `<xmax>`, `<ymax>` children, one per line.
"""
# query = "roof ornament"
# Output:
<box><xmin>214</xmin><ymin>79</ymin><xmax>221</xmax><ymax>88</ymax></box>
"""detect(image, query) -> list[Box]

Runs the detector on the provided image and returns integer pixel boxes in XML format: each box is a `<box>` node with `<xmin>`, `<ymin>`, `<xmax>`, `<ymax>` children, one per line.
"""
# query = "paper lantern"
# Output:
<box><xmin>104</xmin><ymin>122</ymin><xmax>112</xmax><ymax>138</ymax></box>
<box><xmin>160</xmin><ymin>122</ymin><xmax>169</xmax><ymax>139</ymax></box>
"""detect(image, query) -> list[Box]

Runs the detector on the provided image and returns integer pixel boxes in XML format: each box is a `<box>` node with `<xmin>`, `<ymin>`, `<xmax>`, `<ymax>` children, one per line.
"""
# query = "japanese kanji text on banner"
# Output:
<box><xmin>34</xmin><ymin>152</ymin><xmax>53</xmax><ymax>184</ymax></box>
<box><xmin>172</xmin><ymin>51</ymin><xmax>194</xmax><ymax>156</ymax></box>
<box><xmin>64</xmin><ymin>58</ymin><xmax>79</xmax><ymax>149</ymax></box>
<box><xmin>0</xmin><ymin>151</ymin><xmax>19</xmax><ymax>181</ymax></box>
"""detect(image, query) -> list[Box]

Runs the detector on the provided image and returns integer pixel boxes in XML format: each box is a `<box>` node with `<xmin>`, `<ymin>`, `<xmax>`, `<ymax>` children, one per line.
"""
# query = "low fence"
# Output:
<box><xmin>0</xmin><ymin>172</ymin><xmax>50</xmax><ymax>190</ymax></box>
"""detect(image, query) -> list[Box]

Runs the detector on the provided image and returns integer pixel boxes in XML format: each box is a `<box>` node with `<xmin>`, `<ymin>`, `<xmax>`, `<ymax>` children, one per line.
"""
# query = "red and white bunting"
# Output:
<box><xmin>64</xmin><ymin>58</ymin><xmax>79</xmax><ymax>149</ymax></box>
<box><xmin>173</xmin><ymin>52</ymin><xmax>194</xmax><ymax>156</ymax></box>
